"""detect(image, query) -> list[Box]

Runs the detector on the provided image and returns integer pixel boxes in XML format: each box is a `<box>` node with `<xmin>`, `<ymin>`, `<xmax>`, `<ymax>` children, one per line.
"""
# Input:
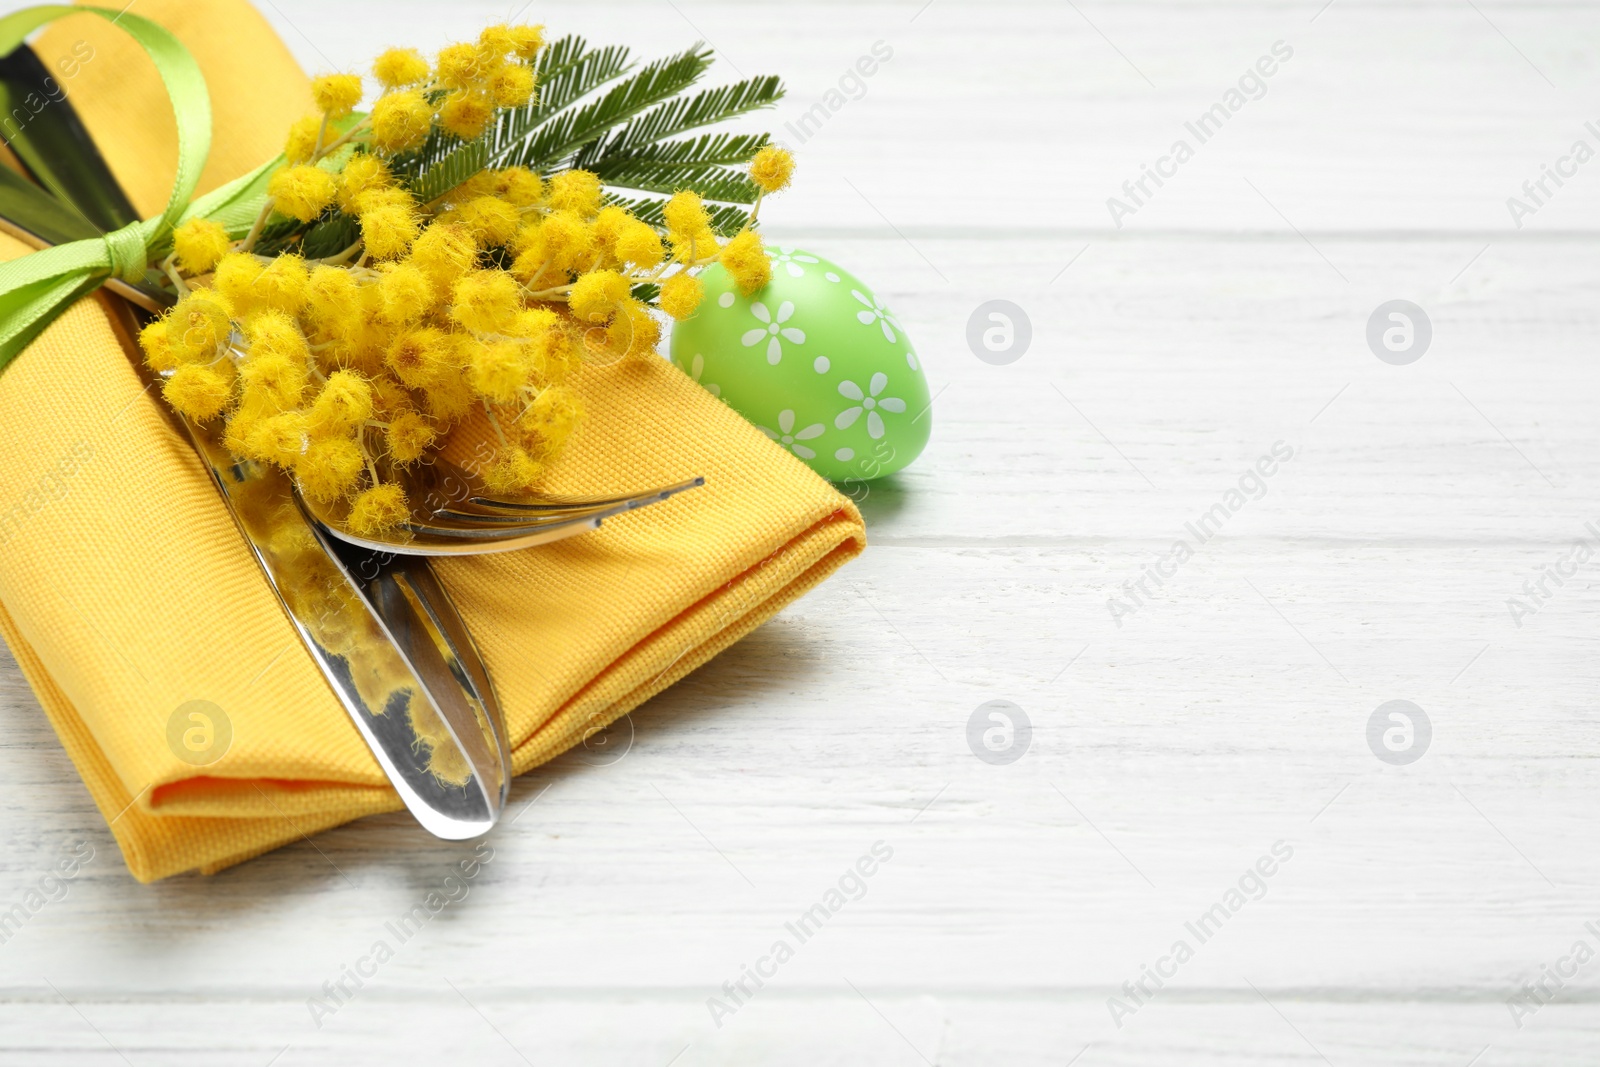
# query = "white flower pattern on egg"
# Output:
<box><xmin>740</xmin><ymin>300</ymin><xmax>806</xmax><ymax>365</ymax></box>
<box><xmin>770</xmin><ymin>247</ymin><xmax>820</xmax><ymax>278</ymax></box>
<box><xmin>834</xmin><ymin>372</ymin><xmax>907</xmax><ymax>439</ymax></box>
<box><xmin>851</xmin><ymin>289</ymin><xmax>902</xmax><ymax>344</ymax></box>
<box><xmin>687</xmin><ymin>353</ymin><xmax>721</xmax><ymax>397</ymax></box>
<box><xmin>758</xmin><ymin>409</ymin><xmax>825</xmax><ymax>460</ymax></box>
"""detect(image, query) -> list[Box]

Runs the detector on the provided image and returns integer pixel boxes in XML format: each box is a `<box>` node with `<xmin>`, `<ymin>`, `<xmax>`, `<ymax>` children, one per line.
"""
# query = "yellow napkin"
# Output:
<box><xmin>0</xmin><ymin>0</ymin><xmax>864</xmax><ymax>881</ymax></box>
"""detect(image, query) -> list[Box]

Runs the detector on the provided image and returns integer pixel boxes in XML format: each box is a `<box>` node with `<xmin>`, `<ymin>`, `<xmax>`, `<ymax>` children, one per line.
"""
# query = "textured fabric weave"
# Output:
<box><xmin>0</xmin><ymin>0</ymin><xmax>865</xmax><ymax>881</ymax></box>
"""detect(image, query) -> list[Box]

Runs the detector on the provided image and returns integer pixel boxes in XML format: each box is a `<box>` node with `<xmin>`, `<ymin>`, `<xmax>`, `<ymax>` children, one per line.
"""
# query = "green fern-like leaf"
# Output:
<box><xmin>594</xmin><ymin>159</ymin><xmax>759</xmax><ymax>202</ymax></box>
<box><xmin>376</xmin><ymin>34</ymin><xmax>785</xmax><ymax>221</ymax></box>
<box><xmin>571</xmin><ymin>76</ymin><xmax>783</xmax><ymax>204</ymax></box>
<box><xmin>252</xmin><ymin>213</ymin><xmax>310</xmax><ymax>257</ymax></box>
<box><xmin>625</xmin><ymin>131</ymin><xmax>773</xmax><ymax>168</ymax></box>
<box><xmin>409</xmin><ymin>139</ymin><xmax>488</xmax><ymax>203</ymax></box>
<box><xmin>578</xmin><ymin>76</ymin><xmax>783</xmax><ymax>166</ymax></box>
<box><xmin>474</xmin><ymin>37</ymin><xmax>637</xmax><ymax>174</ymax></box>
<box><xmin>508</xmin><ymin>44</ymin><xmax>715</xmax><ymax>172</ymax></box>
<box><xmin>587</xmin><ymin>131</ymin><xmax>771</xmax><ymax>202</ymax></box>
<box><xmin>386</xmin><ymin>117</ymin><xmax>475</xmax><ymax>197</ymax></box>
<box><xmin>300</xmin><ymin>213</ymin><xmax>360</xmax><ymax>259</ymax></box>
<box><xmin>527</xmin><ymin>36</ymin><xmax>634</xmax><ymax>122</ymax></box>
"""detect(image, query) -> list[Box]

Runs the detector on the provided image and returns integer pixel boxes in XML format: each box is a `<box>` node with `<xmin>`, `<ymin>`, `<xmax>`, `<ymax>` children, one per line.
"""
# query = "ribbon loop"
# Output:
<box><xmin>0</xmin><ymin>4</ymin><xmax>213</xmax><ymax>369</ymax></box>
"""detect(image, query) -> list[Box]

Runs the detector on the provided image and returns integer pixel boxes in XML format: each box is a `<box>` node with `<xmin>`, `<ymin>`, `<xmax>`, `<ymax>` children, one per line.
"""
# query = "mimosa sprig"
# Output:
<box><xmin>139</xmin><ymin>21</ymin><xmax>794</xmax><ymax>535</ymax></box>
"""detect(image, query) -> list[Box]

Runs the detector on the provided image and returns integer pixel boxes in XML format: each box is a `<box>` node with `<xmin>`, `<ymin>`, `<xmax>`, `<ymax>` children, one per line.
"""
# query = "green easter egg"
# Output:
<box><xmin>669</xmin><ymin>246</ymin><xmax>930</xmax><ymax>482</ymax></box>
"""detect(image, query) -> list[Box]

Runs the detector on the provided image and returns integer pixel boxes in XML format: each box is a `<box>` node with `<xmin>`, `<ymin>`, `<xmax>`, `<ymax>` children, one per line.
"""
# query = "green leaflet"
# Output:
<box><xmin>390</xmin><ymin>35</ymin><xmax>784</xmax><ymax>219</ymax></box>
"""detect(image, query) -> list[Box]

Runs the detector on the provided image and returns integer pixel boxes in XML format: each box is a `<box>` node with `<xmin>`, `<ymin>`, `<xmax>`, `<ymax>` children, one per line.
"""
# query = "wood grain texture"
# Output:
<box><xmin>2</xmin><ymin>0</ymin><xmax>1599</xmax><ymax>1062</ymax></box>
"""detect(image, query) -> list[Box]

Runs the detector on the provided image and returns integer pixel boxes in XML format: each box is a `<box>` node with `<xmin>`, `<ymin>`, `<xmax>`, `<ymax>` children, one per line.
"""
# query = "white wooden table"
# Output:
<box><xmin>4</xmin><ymin>0</ymin><xmax>1600</xmax><ymax>1062</ymax></box>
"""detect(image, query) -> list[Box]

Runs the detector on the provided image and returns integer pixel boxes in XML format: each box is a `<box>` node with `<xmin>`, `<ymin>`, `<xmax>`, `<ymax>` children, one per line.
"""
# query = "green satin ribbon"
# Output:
<box><xmin>0</xmin><ymin>4</ymin><xmax>211</xmax><ymax>370</ymax></box>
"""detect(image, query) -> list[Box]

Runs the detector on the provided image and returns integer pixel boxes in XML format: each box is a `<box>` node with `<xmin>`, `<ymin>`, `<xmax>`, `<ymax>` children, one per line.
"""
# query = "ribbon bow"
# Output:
<box><xmin>0</xmin><ymin>4</ymin><xmax>284</xmax><ymax>370</ymax></box>
<box><xmin>0</xmin><ymin>4</ymin><xmax>207</xmax><ymax>366</ymax></box>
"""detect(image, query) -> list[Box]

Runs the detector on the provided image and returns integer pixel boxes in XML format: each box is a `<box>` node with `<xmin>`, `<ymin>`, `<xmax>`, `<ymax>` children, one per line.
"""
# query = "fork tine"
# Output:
<box><xmin>405</xmin><ymin>512</ymin><xmax>604</xmax><ymax>541</ymax></box>
<box><xmin>406</xmin><ymin>484</ymin><xmax>690</xmax><ymax>538</ymax></box>
<box><xmin>463</xmin><ymin>476</ymin><xmax>706</xmax><ymax>514</ymax></box>
<box><xmin>436</xmin><ymin>479</ymin><xmax>704</xmax><ymax>524</ymax></box>
<box><xmin>357</xmin><ymin>515</ymin><xmax>608</xmax><ymax>555</ymax></box>
<box><xmin>406</xmin><ymin>458</ymin><xmax>701</xmax><ymax>516</ymax></box>
<box><xmin>306</xmin><ymin>455</ymin><xmax>705</xmax><ymax>556</ymax></box>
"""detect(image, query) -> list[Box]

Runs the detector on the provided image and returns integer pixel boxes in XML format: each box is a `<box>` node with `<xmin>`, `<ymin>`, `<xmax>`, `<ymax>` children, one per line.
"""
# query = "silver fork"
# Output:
<box><xmin>299</xmin><ymin>456</ymin><xmax>705</xmax><ymax>556</ymax></box>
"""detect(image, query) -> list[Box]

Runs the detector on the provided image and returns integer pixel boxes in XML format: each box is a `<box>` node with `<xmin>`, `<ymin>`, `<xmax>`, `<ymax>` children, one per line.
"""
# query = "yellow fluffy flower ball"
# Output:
<box><xmin>351</xmin><ymin>186</ymin><xmax>414</xmax><ymax>218</ymax></box>
<box><xmin>308</xmin><ymin>371</ymin><xmax>375</xmax><ymax>436</ymax></box>
<box><xmin>216</xmin><ymin>254</ymin><xmax>310</xmax><ymax>317</ymax></box>
<box><xmin>257</xmin><ymin>254</ymin><xmax>312</xmax><ymax>315</ymax></box>
<box><xmin>384</xmin><ymin>327</ymin><xmax>452</xmax><ymax>390</ymax></box>
<box><xmin>211</xmin><ymin>252</ymin><xmax>261</xmax><ymax>309</ymax></box>
<box><xmin>373</xmin><ymin>47</ymin><xmax>429</xmax><ymax>89</ymax></box>
<box><xmin>138</xmin><ymin>318</ymin><xmax>176</xmax><ymax>373</ymax></box>
<box><xmin>438</xmin><ymin>91</ymin><xmax>494</xmax><ymax>140</ymax></box>
<box><xmin>436</xmin><ymin>42</ymin><xmax>489</xmax><ymax>90</ymax></box>
<box><xmin>296</xmin><ymin>436</ymin><xmax>366</xmax><ymax>502</ymax></box>
<box><xmin>477</xmin><ymin>24</ymin><xmax>517</xmax><ymax>58</ymax></box>
<box><xmin>284</xmin><ymin>115</ymin><xmax>322</xmax><ymax>164</ymax></box>
<box><xmin>171</xmin><ymin>217</ymin><xmax>231</xmax><ymax>275</ymax></box>
<box><xmin>494</xmin><ymin>167</ymin><xmax>544</xmax><ymax>207</ymax></box>
<box><xmin>361</xmin><ymin>205</ymin><xmax>421</xmax><ymax>260</ymax></box>
<box><xmin>306</xmin><ymin>264</ymin><xmax>359</xmax><ymax>332</ymax></box>
<box><xmin>659</xmin><ymin>272</ymin><xmax>704</xmax><ymax>321</ymax></box>
<box><xmin>163</xmin><ymin>363</ymin><xmax>234</xmax><ymax>421</ymax></box>
<box><xmin>507</xmin><ymin>25</ymin><xmax>545</xmax><ymax>61</ymax></box>
<box><xmin>610</xmin><ymin>299</ymin><xmax>662</xmax><ymax>360</ymax></box>
<box><xmin>167</xmin><ymin>291</ymin><xmax>233</xmax><ymax>362</ymax></box>
<box><xmin>453</xmin><ymin>196</ymin><xmax>520</xmax><ymax>247</ymax></box>
<box><xmin>517</xmin><ymin>385</ymin><xmax>582</xmax><ymax>458</ymax></box>
<box><xmin>349</xmin><ymin>483</ymin><xmax>411</xmax><ymax>535</ymax></box>
<box><xmin>242</xmin><ymin>410</ymin><xmax>308</xmax><ymax>467</ymax></box>
<box><xmin>528</xmin><ymin>210</ymin><xmax>594</xmax><ymax>274</ymax></box>
<box><xmin>466</xmin><ymin>340</ymin><xmax>530</xmax><ymax>402</ymax></box>
<box><xmin>482</xmin><ymin>445</ymin><xmax>544</xmax><ymax>494</ymax></box>
<box><xmin>243</xmin><ymin>308</ymin><xmax>311</xmax><ymax>362</ymax></box>
<box><xmin>385</xmin><ymin>411</ymin><xmax>436</xmax><ymax>464</ymax></box>
<box><xmin>489</xmin><ymin>64</ymin><xmax>535</xmax><ymax>108</ymax></box>
<box><xmin>663</xmin><ymin>190</ymin><xmax>711</xmax><ymax>236</ymax></box>
<box><xmin>377</xmin><ymin>262</ymin><xmax>436</xmax><ymax>323</ymax></box>
<box><xmin>337</xmin><ymin>153</ymin><xmax>392</xmax><ymax>214</ymax></box>
<box><xmin>410</xmin><ymin>222</ymin><xmax>479</xmax><ymax>295</ymax></box>
<box><xmin>568</xmin><ymin>270</ymin><xmax>630</xmax><ymax>323</ymax></box>
<box><xmin>546</xmin><ymin>170</ymin><xmax>602</xmax><ymax>216</ymax></box>
<box><xmin>311</xmin><ymin>73</ymin><xmax>363</xmax><ymax>118</ymax></box>
<box><xmin>663</xmin><ymin>191</ymin><xmax>717</xmax><ymax>259</ymax></box>
<box><xmin>239</xmin><ymin>355</ymin><xmax>308</xmax><ymax>413</ymax></box>
<box><xmin>616</xmin><ymin>220</ymin><xmax>665</xmax><ymax>269</ymax></box>
<box><xmin>371</xmin><ymin>90</ymin><xmax>433</xmax><ymax>153</ymax></box>
<box><xmin>451</xmin><ymin>270</ymin><xmax>522</xmax><ymax>334</ymax></box>
<box><xmin>748</xmin><ymin>145</ymin><xmax>796</xmax><ymax>194</ymax></box>
<box><xmin>719</xmin><ymin>230</ymin><xmax>771</xmax><ymax>295</ymax></box>
<box><xmin>269</xmin><ymin>165</ymin><xmax>336</xmax><ymax>223</ymax></box>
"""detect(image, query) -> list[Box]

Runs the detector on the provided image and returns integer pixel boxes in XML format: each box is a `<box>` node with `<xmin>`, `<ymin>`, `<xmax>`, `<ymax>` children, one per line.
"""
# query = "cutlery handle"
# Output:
<box><xmin>318</xmin><ymin>534</ymin><xmax>510</xmax><ymax>821</ymax></box>
<box><xmin>190</xmin><ymin>418</ymin><xmax>511</xmax><ymax>838</ymax></box>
